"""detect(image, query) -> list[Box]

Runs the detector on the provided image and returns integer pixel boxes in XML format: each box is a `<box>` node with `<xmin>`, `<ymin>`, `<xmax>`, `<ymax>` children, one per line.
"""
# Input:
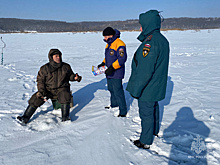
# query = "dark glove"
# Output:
<box><xmin>105</xmin><ymin>65</ymin><xmax>115</xmax><ymax>76</ymax></box>
<box><xmin>98</xmin><ymin>62</ymin><xmax>105</xmax><ymax>68</ymax></box>
<box><xmin>36</xmin><ymin>92</ymin><xmax>44</xmax><ymax>98</ymax></box>
<box><xmin>75</xmin><ymin>73</ymin><xmax>82</xmax><ymax>82</ymax></box>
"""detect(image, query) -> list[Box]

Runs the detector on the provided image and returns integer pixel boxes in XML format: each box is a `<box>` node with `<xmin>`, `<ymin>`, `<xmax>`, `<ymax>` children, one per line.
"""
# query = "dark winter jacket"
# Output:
<box><xmin>126</xmin><ymin>10</ymin><xmax>170</xmax><ymax>101</ymax></box>
<box><xmin>103</xmin><ymin>29</ymin><xmax>127</xmax><ymax>79</ymax></box>
<box><xmin>36</xmin><ymin>49</ymin><xmax>76</xmax><ymax>96</ymax></box>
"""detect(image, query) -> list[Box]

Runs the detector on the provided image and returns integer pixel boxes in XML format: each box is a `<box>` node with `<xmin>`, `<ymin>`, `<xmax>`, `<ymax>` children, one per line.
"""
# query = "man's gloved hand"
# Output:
<box><xmin>36</xmin><ymin>92</ymin><xmax>44</xmax><ymax>98</ymax></box>
<box><xmin>75</xmin><ymin>73</ymin><xmax>82</xmax><ymax>82</ymax></box>
<box><xmin>105</xmin><ymin>65</ymin><xmax>115</xmax><ymax>76</ymax></box>
<box><xmin>36</xmin><ymin>91</ymin><xmax>48</xmax><ymax>101</ymax></box>
<box><xmin>98</xmin><ymin>62</ymin><xmax>105</xmax><ymax>68</ymax></box>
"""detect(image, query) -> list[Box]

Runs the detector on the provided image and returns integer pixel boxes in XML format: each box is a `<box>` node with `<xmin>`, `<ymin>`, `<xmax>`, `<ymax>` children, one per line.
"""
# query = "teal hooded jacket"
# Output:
<box><xmin>126</xmin><ymin>10</ymin><xmax>169</xmax><ymax>102</ymax></box>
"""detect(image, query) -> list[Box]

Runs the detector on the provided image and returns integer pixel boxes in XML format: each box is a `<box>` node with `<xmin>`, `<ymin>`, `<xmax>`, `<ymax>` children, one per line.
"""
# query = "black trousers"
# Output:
<box><xmin>28</xmin><ymin>88</ymin><xmax>72</xmax><ymax>108</ymax></box>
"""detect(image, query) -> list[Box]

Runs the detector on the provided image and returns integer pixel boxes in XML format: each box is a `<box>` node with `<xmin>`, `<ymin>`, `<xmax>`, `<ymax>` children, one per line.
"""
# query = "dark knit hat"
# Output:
<box><xmin>103</xmin><ymin>27</ymin><xmax>116</xmax><ymax>36</ymax></box>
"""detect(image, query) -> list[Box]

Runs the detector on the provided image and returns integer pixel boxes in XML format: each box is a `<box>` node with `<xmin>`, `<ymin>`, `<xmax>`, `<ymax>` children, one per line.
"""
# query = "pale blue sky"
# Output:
<box><xmin>0</xmin><ymin>0</ymin><xmax>220</xmax><ymax>22</ymax></box>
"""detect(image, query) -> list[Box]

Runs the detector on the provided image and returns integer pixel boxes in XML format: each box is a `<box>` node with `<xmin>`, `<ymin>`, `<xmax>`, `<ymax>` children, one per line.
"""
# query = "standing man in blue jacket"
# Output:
<box><xmin>126</xmin><ymin>10</ymin><xmax>170</xmax><ymax>149</ymax></box>
<box><xmin>98</xmin><ymin>27</ymin><xmax>127</xmax><ymax>117</ymax></box>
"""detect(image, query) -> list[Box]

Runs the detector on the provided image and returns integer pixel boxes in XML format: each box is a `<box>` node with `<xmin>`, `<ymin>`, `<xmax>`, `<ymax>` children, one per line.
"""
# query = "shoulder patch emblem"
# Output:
<box><xmin>144</xmin><ymin>44</ymin><xmax>151</xmax><ymax>48</ymax></box>
<box><xmin>119</xmin><ymin>48</ymin><xmax>124</xmax><ymax>57</ymax></box>
<box><xmin>143</xmin><ymin>43</ymin><xmax>151</xmax><ymax>57</ymax></box>
<box><xmin>110</xmin><ymin>50</ymin><xmax>114</xmax><ymax>56</ymax></box>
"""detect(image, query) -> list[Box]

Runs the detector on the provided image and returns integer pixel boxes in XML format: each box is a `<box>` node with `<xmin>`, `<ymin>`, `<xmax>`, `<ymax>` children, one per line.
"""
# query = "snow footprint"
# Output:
<box><xmin>32</xmin><ymin>85</ymin><xmax>37</xmax><ymax>92</ymax></box>
<box><xmin>22</xmin><ymin>93</ymin><xmax>30</xmax><ymax>100</ymax></box>
<box><xmin>129</xmin><ymin>116</ymin><xmax>142</xmax><ymax>135</ymax></box>
<box><xmin>132</xmin><ymin>116</ymin><xmax>141</xmax><ymax>124</ymax></box>
<box><xmin>23</xmin><ymin>83</ymin><xmax>31</xmax><ymax>89</ymax></box>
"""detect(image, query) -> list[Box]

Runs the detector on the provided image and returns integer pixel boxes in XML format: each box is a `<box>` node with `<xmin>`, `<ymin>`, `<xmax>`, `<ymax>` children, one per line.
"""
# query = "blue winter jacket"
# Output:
<box><xmin>103</xmin><ymin>29</ymin><xmax>127</xmax><ymax>79</ymax></box>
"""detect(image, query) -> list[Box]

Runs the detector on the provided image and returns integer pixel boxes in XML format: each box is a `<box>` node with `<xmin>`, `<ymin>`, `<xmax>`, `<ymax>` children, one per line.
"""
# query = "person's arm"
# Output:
<box><xmin>36</xmin><ymin>66</ymin><xmax>46</xmax><ymax>98</ymax></box>
<box><xmin>69</xmin><ymin>65</ymin><xmax>82</xmax><ymax>82</ymax></box>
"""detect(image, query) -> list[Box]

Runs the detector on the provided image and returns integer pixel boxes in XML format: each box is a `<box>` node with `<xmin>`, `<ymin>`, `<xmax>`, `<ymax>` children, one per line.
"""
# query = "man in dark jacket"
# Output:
<box><xmin>126</xmin><ymin>10</ymin><xmax>170</xmax><ymax>149</ymax></box>
<box><xmin>17</xmin><ymin>49</ymin><xmax>82</xmax><ymax>124</ymax></box>
<box><xmin>98</xmin><ymin>27</ymin><xmax>127</xmax><ymax>117</ymax></box>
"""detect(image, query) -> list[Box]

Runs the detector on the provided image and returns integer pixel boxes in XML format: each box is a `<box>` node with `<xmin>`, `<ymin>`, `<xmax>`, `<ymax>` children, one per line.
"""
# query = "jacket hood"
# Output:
<box><xmin>48</xmin><ymin>49</ymin><xmax>62</xmax><ymax>62</ymax></box>
<box><xmin>104</xmin><ymin>29</ymin><xmax>121</xmax><ymax>45</ymax></box>
<box><xmin>137</xmin><ymin>10</ymin><xmax>161</xmax><ymax>42</ymax></box>
<box><xmin>48</xmin><ymin>49</ymin><xmax>63</xmax><ymax>72</ymax></box>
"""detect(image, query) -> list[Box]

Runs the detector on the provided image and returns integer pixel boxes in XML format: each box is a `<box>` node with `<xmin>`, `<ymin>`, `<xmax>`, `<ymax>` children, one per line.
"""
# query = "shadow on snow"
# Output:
<box><xmin>162</xmin><ymin>76</ymin><xmax>210</xmax><ymax>165</ymax></box>
<box><xmin>70</xmin><ymin>78</ymin><xmax>107</xmax><ymax>121</ymax></box>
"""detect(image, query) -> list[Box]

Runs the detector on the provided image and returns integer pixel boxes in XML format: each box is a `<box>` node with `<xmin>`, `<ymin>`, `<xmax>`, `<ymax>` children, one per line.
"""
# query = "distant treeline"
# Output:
<box><xmin>0</xmin><ymin>17</ymin><xmax>220</xmax><ymax>33</ymax></box>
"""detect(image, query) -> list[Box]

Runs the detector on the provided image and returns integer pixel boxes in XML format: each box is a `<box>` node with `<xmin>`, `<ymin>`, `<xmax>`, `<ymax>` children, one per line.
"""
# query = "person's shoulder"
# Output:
<box><xmin>112</xmin><ymin>38</ymin><xmax>126</xmax><ymax>50</ymax></box>
<box><xmin>105</xmin><ymin>44</ymin><xmax>109</xmax><ymax>49</ymax></box>
<box><xmin>38</xmin><ymin>63</ymin><xmax>49</xmax><ymax>75</ymax></box>
<box><xmin>40</xmin><ymin>63</ymin><xmax>49</xmax><ymax>69</ymax></box>
<box><xmin>62</xmin><ymin>62</ymin><xmax>72</xmax><ymax>70</ymax></box>
<box><xmin>116</xmin><ymin>38</ymin><xmax>126</xmax><ymax>46</ymax></box>
<box><xmin>62</xmin><ymin>62</ymin><xmax>70</xmax><ymax>66</ymax></box>
<box><xmin>153</xmin><ymin>32</ymin><xmax>168</xmax><ymax>40</ymax></box>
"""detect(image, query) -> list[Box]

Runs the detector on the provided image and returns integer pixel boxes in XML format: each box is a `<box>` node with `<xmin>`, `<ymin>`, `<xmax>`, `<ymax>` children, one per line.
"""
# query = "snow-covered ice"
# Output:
<box><xmin>0</xmin><ymin>29</ymin><xmax>219</xmax><ymax>165</ymax></box>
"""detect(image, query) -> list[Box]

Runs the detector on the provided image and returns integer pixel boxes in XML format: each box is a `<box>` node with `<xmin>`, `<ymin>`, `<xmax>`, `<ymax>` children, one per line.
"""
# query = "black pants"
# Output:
<box><xmin>28</xmin><ymin>88</ymin><xmax>72</xmax><ymax>108</ymax></box>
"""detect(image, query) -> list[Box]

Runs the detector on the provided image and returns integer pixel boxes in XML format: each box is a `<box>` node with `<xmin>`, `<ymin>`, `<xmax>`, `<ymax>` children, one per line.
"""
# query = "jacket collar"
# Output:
<box><xmin>104</xmin><ymin>29</ymin><xmax>120</xmax><ymax>48</ymax></box>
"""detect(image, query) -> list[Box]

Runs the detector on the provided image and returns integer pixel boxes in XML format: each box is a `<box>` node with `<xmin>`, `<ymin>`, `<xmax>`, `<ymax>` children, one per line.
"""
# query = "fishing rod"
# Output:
<box><xmin>1</xmin><ymin>37</ymin><xmax>6</xmax><ymax>65</ymax></box>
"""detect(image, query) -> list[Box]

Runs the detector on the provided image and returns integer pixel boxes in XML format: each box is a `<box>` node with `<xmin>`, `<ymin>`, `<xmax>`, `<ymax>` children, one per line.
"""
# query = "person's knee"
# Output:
<box><xmin>138</xmin><ymin>101</ymin><xmax>155</xmax><ymax>119</ymax></box>
<box><xmin>28</xmin><ymin>92</ymin><xmax>44</xmax><ymax>107</ymax></box>
<box><xmin>57</xmin><ymin>90</ymin><xmax>71</xmax><ymax>104</ymax></box>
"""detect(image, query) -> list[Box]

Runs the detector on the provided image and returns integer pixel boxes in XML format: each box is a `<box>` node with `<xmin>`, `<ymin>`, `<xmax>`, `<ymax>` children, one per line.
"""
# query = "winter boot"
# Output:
<box><xmin>17</xmin><ymin>105</ymin><xmax>37</xmax><ymax>124</ymax></box>
<box><xmin>133</xmin><ymin>140</ymin><xmax>150</xmax><ymax>149</ymax></box>
<box><xmin>118</xmin><ymin>114</ymin><xmax>126</xmax><ymax>117</ymax></box>
<box><xmin>61</xmin><ymin>104</ymin><xmax>71</xmax><ymax>122</ymax></box>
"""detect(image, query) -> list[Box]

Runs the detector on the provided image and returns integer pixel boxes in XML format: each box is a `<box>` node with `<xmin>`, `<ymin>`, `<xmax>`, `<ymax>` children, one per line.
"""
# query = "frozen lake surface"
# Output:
<box><xmin>0</xmin><ymin>29</ymin><xmax>220</xmax><ymax>164</ymax></box>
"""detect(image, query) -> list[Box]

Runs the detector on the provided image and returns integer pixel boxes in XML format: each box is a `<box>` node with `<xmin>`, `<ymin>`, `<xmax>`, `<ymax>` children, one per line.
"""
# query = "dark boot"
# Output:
<box><xmin>61</xmin><ymin>104</ymin><xmax>71</xmax><ymax>122</ymax></box>
<box><xmin>17</xmin><ymin>105</ymin><xmax>37</xmax><ymax>124</ymax></box>
<box><xmin>133</xmin><ymin>140</ymin><xmax>150</xmax><ymax>149</ymax></box>
<box><xmin>118</xmin><ymin>114</ymin><xmax>126</xmax><ymax>117</ymax></box>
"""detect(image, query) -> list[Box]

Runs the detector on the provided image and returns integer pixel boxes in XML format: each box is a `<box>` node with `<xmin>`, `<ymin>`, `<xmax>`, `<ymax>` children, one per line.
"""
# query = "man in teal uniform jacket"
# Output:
<box><xmin>126</xmin><ymin>10</ymin><xmax>169</xmax><ymax>149</ymax></box>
